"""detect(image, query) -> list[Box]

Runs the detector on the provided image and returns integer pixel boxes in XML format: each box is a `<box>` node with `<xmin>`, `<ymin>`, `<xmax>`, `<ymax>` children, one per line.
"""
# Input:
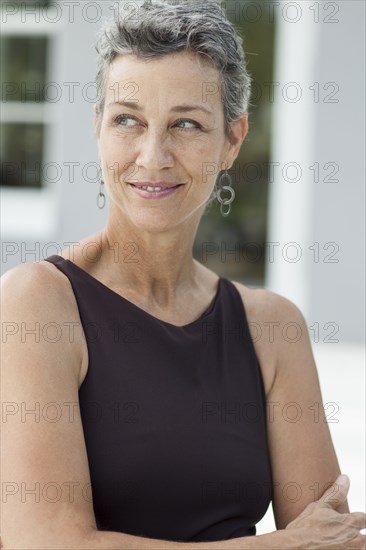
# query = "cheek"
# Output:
<box><xmin>100</xmin><ymin>135</ymin><xmax>134</xmax><ymax>171</ymax></box>
<box><xmin>190</xmin><ymin>167</ymin><xmax>217</xmax><ymax>198</ymax></box>
<box><xmin>190</xmin><ymin>145</ymin><xmax>224</xmax><ymax>186</ymax></box>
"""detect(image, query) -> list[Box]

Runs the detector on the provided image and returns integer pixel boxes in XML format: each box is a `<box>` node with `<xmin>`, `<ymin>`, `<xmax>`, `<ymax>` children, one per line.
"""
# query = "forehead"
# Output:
<box><xmin>105</xmin><ymin>50</ymin><xmax>222</xmax><ymax>107</ymax></box>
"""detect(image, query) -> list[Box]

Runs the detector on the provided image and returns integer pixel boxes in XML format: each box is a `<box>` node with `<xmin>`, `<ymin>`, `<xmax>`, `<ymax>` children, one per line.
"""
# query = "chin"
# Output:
<box><xmin>129</xmin><ymin>211</ymin><xmax>181</xmax><ymax>232</ymax></box>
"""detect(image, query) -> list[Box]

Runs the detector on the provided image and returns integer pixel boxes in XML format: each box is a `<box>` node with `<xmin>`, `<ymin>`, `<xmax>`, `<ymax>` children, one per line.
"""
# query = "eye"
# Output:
<box><xmin>113</xmin><ymin>115</ymin><xmax>202</xmax><ymax>131</ymax></box>
<box><xmin>174</xmin><ymin>118</ymin><xmax>202</xmax><ymax>131</ymax></box>
<box><xmin>114</xmin><ymin>115</ymin><xmax>137</xmax><ymax>128</ymax></box>
<box><xmin>114</xmin><ymin>114</ymin><xmax>139</xmax><ymax>127</ymax></box>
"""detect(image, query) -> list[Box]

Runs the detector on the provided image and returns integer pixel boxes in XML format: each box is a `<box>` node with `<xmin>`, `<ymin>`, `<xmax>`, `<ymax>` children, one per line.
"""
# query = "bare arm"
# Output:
<box><xmin>85</xmin><ymin>529</ymin><xmax>292</xmax><ymax>550</ymax></box>
<box><xmin>1</xmin><ymin>263</ymin><xmax>97</xmax><ymax>549</ymax></box>
<box><xmin>87</xmin><ymin>476</ymin><xmax>366</xmax><ymax>550</ymax></box>
<box><xmin>254</xmin><ymin>289</ymin><xmax>349</xmax><ymax>528</ymax></box>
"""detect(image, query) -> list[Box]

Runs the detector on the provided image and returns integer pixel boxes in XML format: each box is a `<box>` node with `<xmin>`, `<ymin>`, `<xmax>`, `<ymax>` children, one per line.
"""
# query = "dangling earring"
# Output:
<box><xmin>97</xmin><ymin>178</ymin><xmax>106</xmax><ymax>209</ymax></box>
<box><xmin>216</xmin><ymin>170</ymin><xmax>235</xmax><ymax>217</ymax></box>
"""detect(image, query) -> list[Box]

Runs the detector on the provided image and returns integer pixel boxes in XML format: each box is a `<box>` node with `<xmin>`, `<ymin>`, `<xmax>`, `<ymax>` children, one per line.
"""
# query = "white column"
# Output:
<box><xmin>265</xmin><ymin>1</ymin><xmax>321</xmax><ymax>317</ymax></box>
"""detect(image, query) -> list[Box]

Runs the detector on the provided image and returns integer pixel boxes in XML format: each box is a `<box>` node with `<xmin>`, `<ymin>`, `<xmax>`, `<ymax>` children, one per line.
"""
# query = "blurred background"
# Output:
<box><xmin>1</xmin><ymin>0</ymin><xmax>365</xmax><ymax>535</ymax></box>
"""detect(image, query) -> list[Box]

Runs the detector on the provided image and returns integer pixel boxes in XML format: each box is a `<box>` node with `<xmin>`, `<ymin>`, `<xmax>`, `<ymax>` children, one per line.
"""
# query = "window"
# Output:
<box><xmin>1</xmin><ymin>2</ymin><xmax>50</xmax><ymax>188</ymax></box>
<box><xmin>1</xmin><ymin>0</ymin><xmax>61</xmax><ymax>238</ymax></box>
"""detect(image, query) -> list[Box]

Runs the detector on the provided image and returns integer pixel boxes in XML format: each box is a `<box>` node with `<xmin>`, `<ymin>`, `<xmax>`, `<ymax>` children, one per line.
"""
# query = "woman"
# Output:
<box><xmin>1</xmin><ymin>0</ymin><xmax>365</xmax><ymax>548</ymax></box>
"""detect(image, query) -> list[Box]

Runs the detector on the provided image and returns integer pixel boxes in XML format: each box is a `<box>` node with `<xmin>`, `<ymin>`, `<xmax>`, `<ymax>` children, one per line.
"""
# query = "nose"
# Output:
<box><xmin>135</xmin><ymin>128</ymin><xmax>175</xmax><ymax>171</ymax></box>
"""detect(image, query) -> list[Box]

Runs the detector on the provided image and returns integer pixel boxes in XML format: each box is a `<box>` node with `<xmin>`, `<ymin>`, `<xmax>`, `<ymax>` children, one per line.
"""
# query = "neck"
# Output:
<box><xmin>93</xmin><ymin>205</ymin><xmax>204</xmax><ymax>306</ymax></box>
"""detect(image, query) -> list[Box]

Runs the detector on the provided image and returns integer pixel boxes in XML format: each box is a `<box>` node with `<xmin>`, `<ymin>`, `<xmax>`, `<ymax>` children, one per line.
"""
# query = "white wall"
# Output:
<box><xmin>266</xmin><ymin>0</ymin><xmax>365</xmax><ymax>344</ymax></box>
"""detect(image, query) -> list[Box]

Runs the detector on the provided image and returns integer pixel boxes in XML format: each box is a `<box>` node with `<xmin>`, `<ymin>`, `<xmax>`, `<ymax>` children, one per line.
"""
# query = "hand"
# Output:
<box><xmin>285</xmin><ymin>474</ymin><xmax>366</xmax><ymax>549</ymax></box>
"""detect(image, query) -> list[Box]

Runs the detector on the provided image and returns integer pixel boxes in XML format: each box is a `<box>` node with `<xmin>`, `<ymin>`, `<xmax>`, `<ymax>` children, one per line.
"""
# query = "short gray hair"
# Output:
<box><xmin>95</xmin><ymin>0</ymin><xmax>252</xmax><ymax>139</ymax></box>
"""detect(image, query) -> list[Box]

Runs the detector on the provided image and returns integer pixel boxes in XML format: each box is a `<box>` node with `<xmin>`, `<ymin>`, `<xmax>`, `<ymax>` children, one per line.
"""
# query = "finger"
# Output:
<box><xmin>345</xmin><ymin>532</ymin><xmax>366</xmax><ymax>550</ymax></box>
<box><xmin>352</xmin><ymin>533</ymin><xmax>366</xmax><ymax>550</ymax></box>
<box><xmin>344</xmin><ymin>512</ymin><xmax>366</xmax><ymax>531</ymax></box>
<box><xmin>318</xmin><ymin>475</ymin><xmax>350</xmax><ymax>509</ymax></box>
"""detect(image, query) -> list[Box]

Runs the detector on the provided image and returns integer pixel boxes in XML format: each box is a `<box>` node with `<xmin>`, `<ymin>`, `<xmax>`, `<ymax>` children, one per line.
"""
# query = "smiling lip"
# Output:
<box><xmin>128</xmin><ymin>183</ymin><xmax>183</xmax><ymax>199</ymax></box>
<box><xmin>127</xmin><ymin>182</ymin><xmax>182</xmax><ymax>189</ymax></box>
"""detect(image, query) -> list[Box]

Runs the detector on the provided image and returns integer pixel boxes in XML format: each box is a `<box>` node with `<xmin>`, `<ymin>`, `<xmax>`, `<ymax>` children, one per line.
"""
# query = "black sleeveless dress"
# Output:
<box><xmin>44</xmin><ymin>255</ymin><xmax>273</xmax><ymax>542</ymax></box>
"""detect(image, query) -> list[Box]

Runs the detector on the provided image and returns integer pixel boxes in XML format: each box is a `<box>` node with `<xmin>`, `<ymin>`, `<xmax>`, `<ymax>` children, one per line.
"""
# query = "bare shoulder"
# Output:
<box><xmin>1</xmin><ymin>260</ymin><xmax>76</xmax><ymax>321</ymax></box>
<box><xmin>1</xmin><ymin>261</ymin><xmax>87</xmax><ymax>388</ymax></box>
<box><xmin>229</xmin><ymin>279</ymin><xmax>304</xmax><ymax>323</ymax></box>
<box><xmin>2</xmin><ymin>259</ymin><xmax>68</xmax><ymax>295</ymax></box>
<box><xmin>228</xmin><ymin>279</ymin><xmax>307</xmax><ymax>397</ymax></box>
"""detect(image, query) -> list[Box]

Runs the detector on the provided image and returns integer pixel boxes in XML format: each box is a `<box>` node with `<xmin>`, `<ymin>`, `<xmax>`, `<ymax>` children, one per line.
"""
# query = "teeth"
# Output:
<box><xmin>141</xmin><ymin>185</ymin><xmax>166</xmax><ymax>193</ymax></box>
<box><xmin>131</xmin><ymin>184</ymin><xmax>180</xmax><ymax>192</ymax></box>
<box><xmin>142</xmin><ymin>186</ymin><xmax>165</xmax><ymax>192</ymax></box>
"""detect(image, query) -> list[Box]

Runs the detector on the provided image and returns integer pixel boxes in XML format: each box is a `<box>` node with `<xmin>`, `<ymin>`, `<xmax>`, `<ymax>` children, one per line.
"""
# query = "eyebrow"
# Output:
<box><xmin>107</xmin><ymin>100</ymin><xmax>213</xmax><ymax>116</ymax></box>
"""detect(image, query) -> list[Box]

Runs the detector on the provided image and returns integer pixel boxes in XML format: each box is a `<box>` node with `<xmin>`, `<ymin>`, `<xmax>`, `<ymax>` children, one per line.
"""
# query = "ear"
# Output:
<box><xmin>223</xmin><ymin>113</ymin><xmax>249</xmax><ymax>170</ymax></box>
<box><xmin>93</xmin><ymin>110</ymin><xmax>98</xmax><ymax>134</ymax></box>
<box><xmin>93</xmin><ymin>103</ymin><xmax>102</xmax><ymax>135</ymax></box>
<box><xmin>93</xmin><ymin>121</ymin><xmax>102</xmax><ymax>166</ymax></box>
<box><xmin>93</xmin><ymin>109</ymin><xmax>101</xmax><ymax>160</ymax></box>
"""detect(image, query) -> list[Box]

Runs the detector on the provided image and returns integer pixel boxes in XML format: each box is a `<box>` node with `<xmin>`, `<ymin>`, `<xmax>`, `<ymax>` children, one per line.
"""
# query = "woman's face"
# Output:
<box><xmin>95</xmin><ymin>50</ymin><xmax>246</xmax><ymax>231</ymax></box>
